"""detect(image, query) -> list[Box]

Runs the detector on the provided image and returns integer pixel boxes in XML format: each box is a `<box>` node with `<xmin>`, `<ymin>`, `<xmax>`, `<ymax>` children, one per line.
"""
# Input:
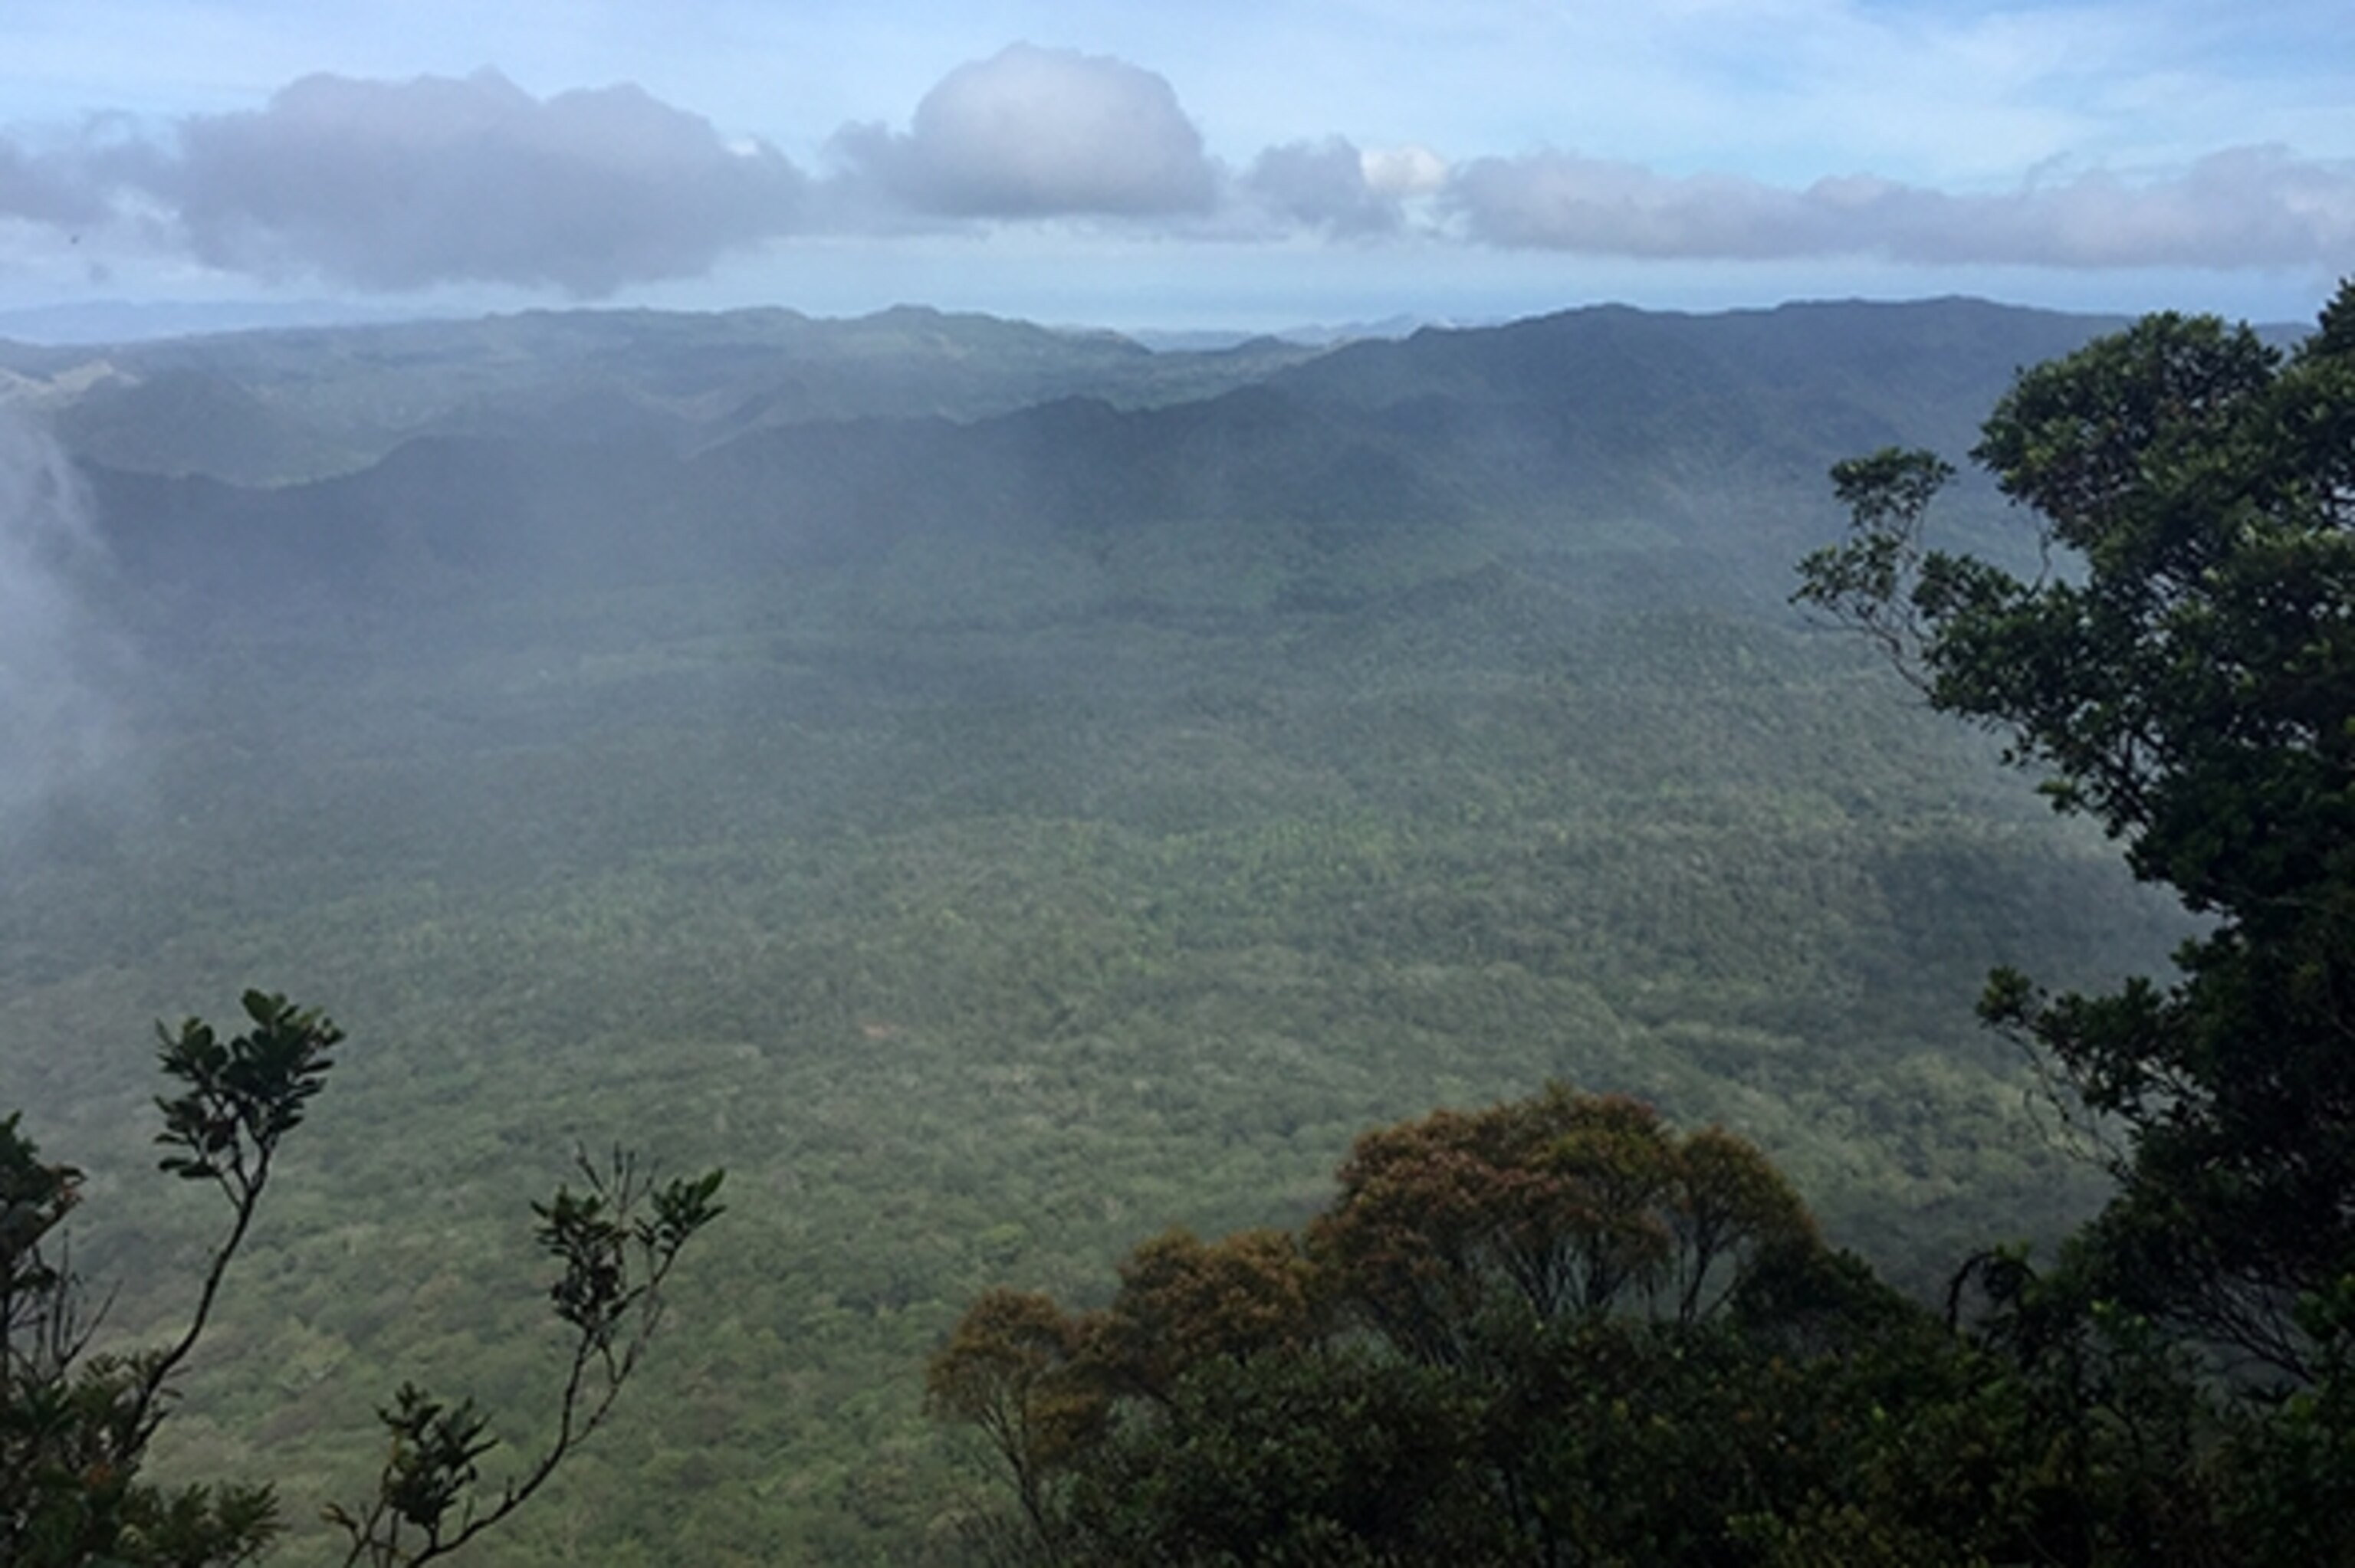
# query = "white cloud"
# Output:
<box><xmin>1243</xmin><ymin>139</ymin><xmax>1403</xmax><ymax>236</ymax></box>
<box><xmin>1362</xmin><ymin>146</ymin><xmax>1448</xmax><ymax>199</ymax></box>
<box><xmin>135</xmin><ymin>69</ymin><xmax>807</xmax><ymax>295</ymax></box>
<box><xmin>0</xmin><ymin>20</ymin><xmax>2347</xmax><ymax>313</ymax></box>
<box><xmin>829</xmin><ymin>44</ymin><xmax>1217</xmax><ymax>220</ymax></box>
<box><xmin>1446</xmin><ymin>152</ymin><xmax>1836</xmax><ymax>258</ymax></box>
<box><xmin>1445</xmin><ymin>144</ymin><xmax>2355</xmax><ymax>269</ymax></box>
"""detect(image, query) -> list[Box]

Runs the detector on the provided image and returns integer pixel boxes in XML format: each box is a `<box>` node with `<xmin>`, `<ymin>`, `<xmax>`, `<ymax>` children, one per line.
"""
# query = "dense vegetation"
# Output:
<box><xmin>925</xmin><ymin>283</ymin><xmax>2355</xmax><ymax>1563</ymax></box>
<box><xmin>0</xmin><ymin>298</ymin><xmax>2192</xmax><ymax>1561</ymax></box>
<box><xmin>0</xmin><ymin>307</ymin><xmax>1325</xmax><ymax>485</ymax></box>
<box><xmin>1804</xmin><ymin>286</ymin><xmax>2355</xmax><ymax>1380</ymax></box>
<box><xmin>922</xmin><ymin>1087</ymin><xmax>2238</xmax><ymax>1565</ymax></box>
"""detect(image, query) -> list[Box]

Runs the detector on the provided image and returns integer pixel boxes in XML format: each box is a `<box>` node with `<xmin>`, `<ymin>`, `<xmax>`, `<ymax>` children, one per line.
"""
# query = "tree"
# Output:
<box><xmin>1795</xmin><ymin>281</ymin><xmax>2355</xmax><ymax>1376</ymax></box>
<box><xmin>923</xmin><ymin>1288</ymin><xmax>1105</xmax><ymax>1563</ymax></box>
<box><xmin>1089</xmin><ymin>1228</ymin><xmax>1324</xmax><ymax>1405</ymax></box>
<box><xmin>0</xmin><ymin>991</ymin><xmax>723</xmax><ymax>1567</ymax></box>
<box><xmin>931</xmin><ymin>1081</ymin><xmax>2342</xmax><ymax>1563</ymax></box>
<box><xmin>1304</xmin><ymin>1085</ymin><xmax>1816</xmax><ymax>1363</ymax></box>
<box><xmin>3</xmin><ymin>991</ymin><xmax>333</xmax><ymax>1567</ymax></box>
<box><xmin>930</xmin><ymin>1085</ymin><xmax>1852</xmax><ymax>1566</ymax></box>
<box><xmin>327</xmin><ymin>1150</ymin><xmax>726</xmax><ymax>1567</ymax></box>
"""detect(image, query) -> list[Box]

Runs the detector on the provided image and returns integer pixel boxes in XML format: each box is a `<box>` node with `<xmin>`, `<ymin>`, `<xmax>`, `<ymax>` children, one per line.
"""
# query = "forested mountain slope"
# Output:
<box><xmin>0</xmin><ymin>297</ymin><xmax>2182</xmax><ymax>1563</ymax></box>
<box><xmin>1</xmin><ymin>306</ymin><xmax>1325</xmax><ymax>485</ymax></box>
<box><xmin>81</xmin><ymin>296</ymin><xmax>2115</xmax><ymax>611</ymax></box>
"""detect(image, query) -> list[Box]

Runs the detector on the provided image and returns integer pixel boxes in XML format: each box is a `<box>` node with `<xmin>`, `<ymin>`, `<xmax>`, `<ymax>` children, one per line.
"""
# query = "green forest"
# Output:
<box><xmin>5</xmin><ymin>288</ymin><xmax>2347</xmax><ymax>1562</ymax></box>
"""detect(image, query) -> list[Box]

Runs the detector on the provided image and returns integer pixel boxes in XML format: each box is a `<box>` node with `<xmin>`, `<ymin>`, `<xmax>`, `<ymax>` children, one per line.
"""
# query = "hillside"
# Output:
<box><xmin>80</xmin><ymin>296</ymin><xmax>2117</xmax><ymax>612</ymax></box>
<box><xmin>0</xmin><ymin>297</ymin><xmax>2183</xmax><ymax>1563</ymax></box>
<box><xmin>0</xmin><ymin>306</ymin><xmax>1328</xmax><ymax>485</ymax></box>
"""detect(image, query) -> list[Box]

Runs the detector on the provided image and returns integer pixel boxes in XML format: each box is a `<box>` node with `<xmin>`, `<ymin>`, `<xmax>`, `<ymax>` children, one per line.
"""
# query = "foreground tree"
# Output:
<box><xmin>931</xmin><ymin>1085</ymin><xmax>1930</xmax><ymax>1566</ymax></box>
<box><xmin>2</xmin><ymin>992</ymin><xmax>334</xmax><ymax>1566</ymax></box>
<box><xmin>932</xmin><ymin>1084</ymin><xmax>2291</xmax><ymax>1566</ymax></box>
<box><xmin>923</xmin><ymin>1288</ymin><xmax>1104</xmax><ymax>1563</ymax></box>
<box><xmin>1796</xmin><ymin>282</ymin><xmax>2355</xmax><ymax>1376</ymax></box>
<box><xmin>0</xmin><ymin>991</ymin><xmax>722</xmax><ymax>1567</ymax></box>
<box><xmin>327</xmin><ymin>1149</ymin><xmax>725</xmax><ymax>1567</ymax></box>
<box><xmin>1306</xmin><ymin>1086</ymin><xmax>1817</xmax><ymax>1362</ymax></box>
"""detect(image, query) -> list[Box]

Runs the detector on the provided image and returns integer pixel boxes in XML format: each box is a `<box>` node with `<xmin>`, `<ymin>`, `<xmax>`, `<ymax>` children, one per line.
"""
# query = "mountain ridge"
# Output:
<box><xmin>74</xmin><ymin>295</ymin><xmax>2124</xmax><ymax>629</ymax></box>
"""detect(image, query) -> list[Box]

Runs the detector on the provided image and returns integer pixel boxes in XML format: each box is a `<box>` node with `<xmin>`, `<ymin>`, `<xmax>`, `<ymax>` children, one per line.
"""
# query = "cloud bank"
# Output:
<box><xmin>133</xmin><ymin>69</ymin><xmax>806</xmax><ymax>295</ymax></box>
<box><xmin>1447</xmin><ymin>146</ymin><xmax>2355</xmax><ymax>267</ymax></box>
<box><xmin>0</xmin><ymin>52</ymin><xmax>2347</xmax><ymax>297</ymax></box>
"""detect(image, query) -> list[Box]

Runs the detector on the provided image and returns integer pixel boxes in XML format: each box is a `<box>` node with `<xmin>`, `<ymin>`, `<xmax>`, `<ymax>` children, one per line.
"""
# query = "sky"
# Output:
<box><xmin>2</xmin><ymin>0</ymin><xmax>2350</xmax><ymax>333</ymax></box>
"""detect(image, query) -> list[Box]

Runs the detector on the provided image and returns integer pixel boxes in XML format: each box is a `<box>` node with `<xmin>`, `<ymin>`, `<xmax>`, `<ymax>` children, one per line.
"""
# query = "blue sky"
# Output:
<box><xmin>2</xmin><ymin>0</ymin><xmax>2349</xmax><ymax>330</ymax></box>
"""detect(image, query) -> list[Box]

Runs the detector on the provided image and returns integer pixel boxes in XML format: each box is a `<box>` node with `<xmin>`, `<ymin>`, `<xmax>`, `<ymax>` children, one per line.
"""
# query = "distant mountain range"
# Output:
<box><xmin>0</xmin><ymin>297</ymin><xmax>431</xmax><ymax>346</ymax></box>
<box><xmin>9</xmin><ymin>297</ymin><xmax>2121</xmax><ymax>491</ymax></box>
<box><xmin>41</xmin><ymin>297</ymin><xmax>2129</xmax><ymax>628</ymax></box>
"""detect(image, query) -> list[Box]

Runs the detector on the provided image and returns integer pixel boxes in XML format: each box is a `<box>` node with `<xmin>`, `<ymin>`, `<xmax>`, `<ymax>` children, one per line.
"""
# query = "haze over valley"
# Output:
<box><xmin>0</xmin><ymin>296</ymin><xmax>2198</xmax><ymax>1560</ymax></box>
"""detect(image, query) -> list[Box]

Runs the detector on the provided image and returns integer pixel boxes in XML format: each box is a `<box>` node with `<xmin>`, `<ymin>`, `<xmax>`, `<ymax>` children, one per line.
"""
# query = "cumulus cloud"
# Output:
<box><xmin>0</xmin><ymin>139</ymin><xmax>110</xmax><ymax>228</ymax></box>
<box><xmin>1362</xmin><ymin>145</ymin><xmax>1448</xmax><ymax>200</ymax></box>
<box><xmin>1446</xmin><ymin>144</ymin><xmax>2355</xmax><ymax>269</ymax></box>
<box><xmin>1243</xmin><ymin>139</ymin><xmax>1404</xmax><ymax>236</ymax></box>
<box><xmin>2</xmin><ymin>54</ymin><xmax>2348</xmax><ymax>292</ymax></box>
<box><xmin>832</xmin><ymin>44</ymin><xmax>1217</xmax><ymax>219</ymax></box>
<box><xmin>135</xmin><ymin>69</ymin><xmax>806</xmax><ymax>295</ymax></box>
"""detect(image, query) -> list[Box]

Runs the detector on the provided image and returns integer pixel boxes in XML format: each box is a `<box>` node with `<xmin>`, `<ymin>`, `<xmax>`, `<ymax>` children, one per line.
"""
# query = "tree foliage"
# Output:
<box><xmin>924</xmin><ymin>1287</ymin><xmax>1105</xmax><ymax>1564</ymax></box>
<box><xmin>931</xmin><ymin>1078</ymin><xmax>2355</xmax><ymax>1565</ymax></box>
<box><xmin>3</xmin><ymin>991</ymin><xmax>334</xmax><ymax>1568</ymax></box>
<box><xmin>1093</xmin><ymin>1228</ymin><xmax>1324</xmax><ymax>1404</ymax></box>
<box><xmin>327</xmin><ymin>1150</ymin><xmax>725</xmax><ymax>1566</ymax></box>
<box><xmin>1797</xmin><ymin>281</ymin><xmax>2355</xmax><ymax>1375</ymax></box>
<box><xmin>929</xmin><ymin>1084</ymin><xmax>1956</xmax><ymax>1566</ymax></box>
<box><xmin>1306</xmin><ymin>1085</ymin><xmax>1816</xmax><ymax>1363</ymax></box>
<box><xmin>1</xmin><ymin>992</ymin><xmax>722</xmax><ymax>1568</ymax></box>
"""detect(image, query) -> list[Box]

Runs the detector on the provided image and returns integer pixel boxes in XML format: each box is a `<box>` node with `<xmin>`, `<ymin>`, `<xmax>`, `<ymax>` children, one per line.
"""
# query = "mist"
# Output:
<box><xmin>0</xmin><ymin>410</ymin><xmax>126</xmax><ymax>818</ymax></box>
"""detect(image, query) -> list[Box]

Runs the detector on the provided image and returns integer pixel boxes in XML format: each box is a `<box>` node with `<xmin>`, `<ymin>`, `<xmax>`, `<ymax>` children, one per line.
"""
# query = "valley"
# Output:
<box><xmin>0</xmin><ymin>297</ymin><xmax>2185</xmax><ymax>1562</ymax></box>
